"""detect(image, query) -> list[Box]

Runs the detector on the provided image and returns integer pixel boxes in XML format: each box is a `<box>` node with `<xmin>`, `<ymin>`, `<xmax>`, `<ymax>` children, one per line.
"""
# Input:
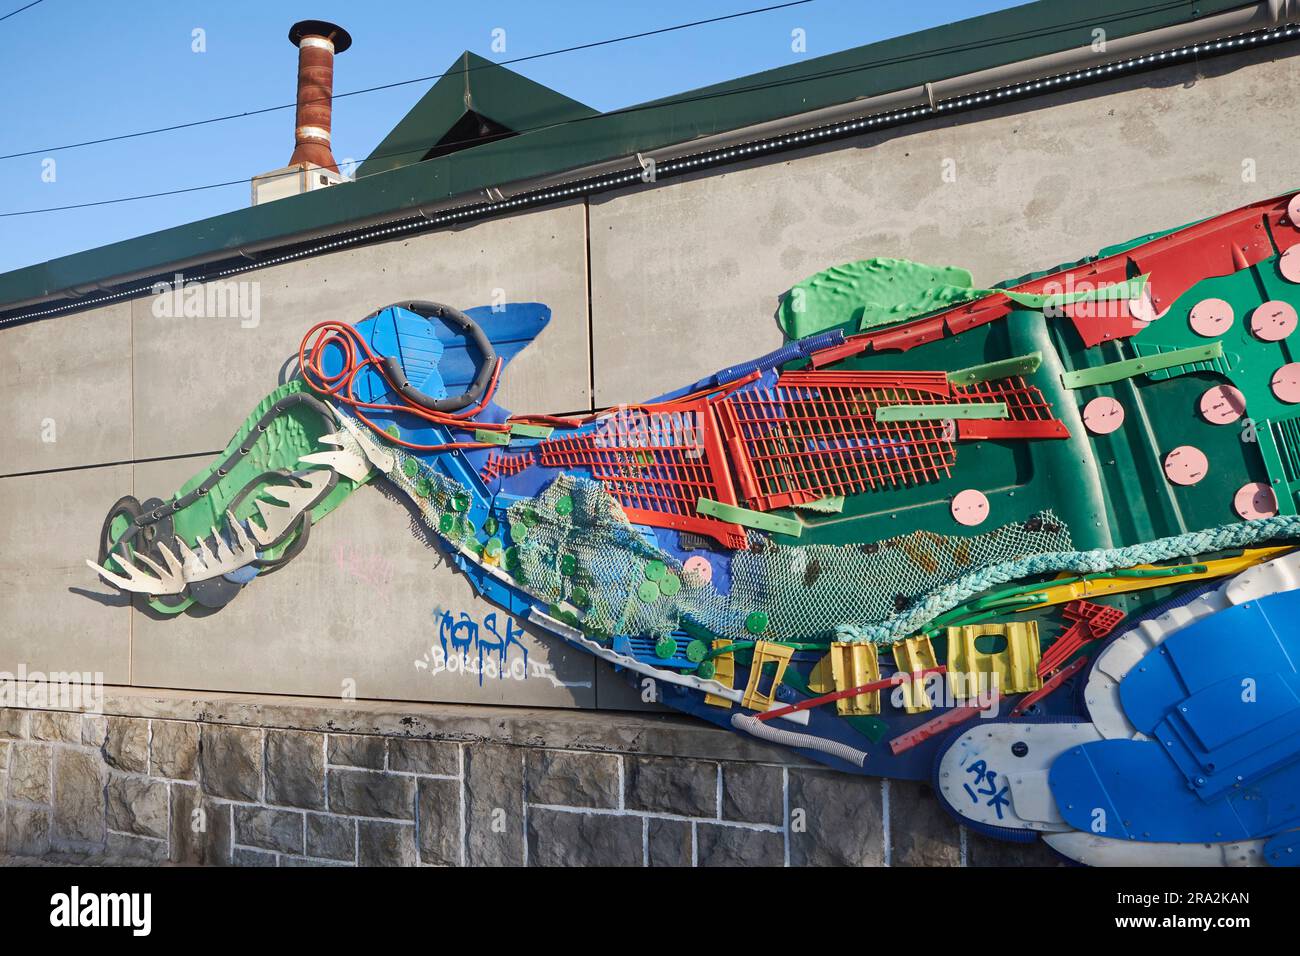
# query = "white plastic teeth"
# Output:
<box><xmin>247</xmin><ymin>468</ymin><xmax>334</xmax><ymax>546</ymax></box>
<box><xmin>335</xmin><ymin>414</ymin><xmax>395</xmax><ymax>473</ymax></box>
<box><xmin>298</xmin><ymin>429</ymin><xmax>372</xmax><ymax>482</ymax></box>
<box><xmin>85</xmin><ymin>508</ymin><xmax>259</xmax><ymax>595</ymax></box>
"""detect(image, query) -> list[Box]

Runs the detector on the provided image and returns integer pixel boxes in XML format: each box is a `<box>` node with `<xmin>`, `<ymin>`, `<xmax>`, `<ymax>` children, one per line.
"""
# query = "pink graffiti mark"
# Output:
<box><xmin>332</xmin><ymin>542</ymin><xmax>397</xmax><ymax>590</ymax></box>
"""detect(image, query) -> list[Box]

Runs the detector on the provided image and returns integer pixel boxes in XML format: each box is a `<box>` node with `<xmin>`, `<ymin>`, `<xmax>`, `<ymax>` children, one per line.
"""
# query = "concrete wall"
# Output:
<box><xmin>2</xmin><ymin>44</ymin><xmax>1298</xmax><ymax>713</ymax></box>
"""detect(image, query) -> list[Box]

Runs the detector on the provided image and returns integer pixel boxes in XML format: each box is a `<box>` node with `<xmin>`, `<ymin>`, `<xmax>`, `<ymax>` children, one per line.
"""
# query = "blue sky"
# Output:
<box><xmin>0</xmin><ymin>0</ymin><xmax>1019</xmax><ymax>274</ymax></box>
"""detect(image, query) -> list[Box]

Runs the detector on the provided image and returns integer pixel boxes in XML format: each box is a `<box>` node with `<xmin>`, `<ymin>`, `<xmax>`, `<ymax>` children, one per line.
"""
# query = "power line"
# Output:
<box><xmin>0</xmin><ymin>0</ymin><xmax>44</xmax><ymax>24</ymax></box>
<box><xmin>0</xmin><ymin>0</ymin><xmax>815</xmax><ymax>162</ymax></box>
<box><xmin>0</xmin><ymin>0</ymin><xmax>1204</xmax><ymax>219</ymax></box>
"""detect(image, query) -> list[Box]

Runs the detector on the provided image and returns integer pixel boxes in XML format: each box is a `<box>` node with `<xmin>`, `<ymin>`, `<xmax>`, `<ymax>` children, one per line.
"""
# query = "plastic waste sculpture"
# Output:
<box><xmin>90</xmin><ymin>191</ymin><xmax>1300</xmax><ymax>867</ymax></box>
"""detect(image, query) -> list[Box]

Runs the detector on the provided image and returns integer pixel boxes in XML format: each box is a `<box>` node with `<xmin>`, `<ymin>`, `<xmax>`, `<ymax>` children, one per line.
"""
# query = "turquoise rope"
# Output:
<box><xmin>838</xmin><ymin>516</ymin><xmax>1300</xmax><ymax>646</ymax></box>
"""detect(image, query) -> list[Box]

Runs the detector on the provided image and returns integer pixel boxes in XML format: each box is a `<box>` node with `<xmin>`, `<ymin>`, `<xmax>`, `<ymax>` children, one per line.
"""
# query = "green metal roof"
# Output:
<box><xmin>356</xmin><ymin>51</ymin><xmax>599</xmax><ymax>179</ymax></box>
<box><xmin>0</xmin><ymin>0</ymin><xmax>1259</xmax><ymax>313</ymax></box>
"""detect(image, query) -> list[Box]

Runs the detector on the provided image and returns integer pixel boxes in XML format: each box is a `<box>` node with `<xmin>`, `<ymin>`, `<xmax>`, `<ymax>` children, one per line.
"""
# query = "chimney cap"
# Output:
<box><xmin>288</xmin><ymin>19</ymin><xmax>352</xmax><ymax>54</ymax></box>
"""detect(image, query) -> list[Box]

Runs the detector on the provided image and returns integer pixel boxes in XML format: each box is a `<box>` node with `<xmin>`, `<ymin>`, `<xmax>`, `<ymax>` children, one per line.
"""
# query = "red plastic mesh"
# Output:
<box><xmin>480</xmin><ymin>451</ymin><xmax>535</xmax><ymax>483</ymax></box>
<box><xmin>951</xmin><ymin>376</ymin><xmax>1069</xmax><ymax>440</ymax></box>
<box><xmin>536</xmin><ymin>402</ymin><xmax>746</xmax><ymax>548</ymax></box>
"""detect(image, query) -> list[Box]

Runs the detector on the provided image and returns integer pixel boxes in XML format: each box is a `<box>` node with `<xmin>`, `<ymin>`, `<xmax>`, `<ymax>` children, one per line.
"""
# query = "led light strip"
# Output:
<box><xmin>4</xmin><ymin>21</ymin><xmax>1297</xmax><ymax>328</ymax></box>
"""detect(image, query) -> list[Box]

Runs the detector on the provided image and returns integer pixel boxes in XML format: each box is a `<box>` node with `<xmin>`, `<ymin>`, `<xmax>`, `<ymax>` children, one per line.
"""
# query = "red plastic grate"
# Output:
<box><xmin>535</xmin><ymin>401</ymin><xmax>747</xmax><ymax>548</ymax></box>
<box><xmin>951</xmin><ymin>377</ymin><xmax>1070</xmax><ymax>440</ymax></box>
<box><xmin>717</xmin><ymin>375</ymin><xmax>959</xmax><ymax>511</ymax></box>
<box><xmin>480</xmin><ymin>451</ymin><xmax>535</xmax><ymax>484</ymax></box>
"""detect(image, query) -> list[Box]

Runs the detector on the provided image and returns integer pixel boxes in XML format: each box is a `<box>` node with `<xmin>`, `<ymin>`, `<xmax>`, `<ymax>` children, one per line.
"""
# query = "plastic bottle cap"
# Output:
<box><xmin>1234</xmin><ymin>482</ymin><xmax>1279</xmax><ymax>520</ymax></box>
<box><xmin>682</xmin><ymin>555</ymin><xmax>712</xmax><ymax>585</ymax></box>
<box><xmin>1280</xmin><ymin>244</ymin><xmax>1300</xmax><ymax>284</ymax></box>
<box><xmin>1188</xmin><ymin>298</ymin><xmax>1235</xmax><ymax>337</ymax></box>
<box><xmin>1272</xmin><ymin>363</ymin><xmax>1300</xmax><ymax>404</ymax></box>
<box><xmin>1198</xmin><ymin>384</ymin><xmax>1246</xmax><ymax>425</ymax></box>
<box><xmin>951</xmin><ymin>489</ymin><xmax>990</xmax><ymax>526</ymax></box>
<box><xmin>1250</xmin><ymin>301</ymin><xmax>1298</xmax><ymax>342</ymax></box>
<box><xmin>1082</xmin><ymin>396</ymin><xmax>1125</xmax><ymax>435</ymax></box>
<box><xmin>1163</xmin><ymin>445</ymin><xmax>1209</xmax><ymax>486</ymax></box>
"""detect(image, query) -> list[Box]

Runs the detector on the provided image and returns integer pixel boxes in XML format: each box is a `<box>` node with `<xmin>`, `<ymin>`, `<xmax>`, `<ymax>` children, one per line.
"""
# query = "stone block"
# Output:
<box><xmin>52</xmin><ymin>749</ymin><xmax>107</xmax><ymax>843</ymax></box>
<box><xmin>105</xmin><ymin>773</ymin><xmax>168</xmax><ymax>839</ymax></box>
<box><xmin>199</xmin><ymin>724</ymin><xmax>262</xmax><ymax>801</ymax></box>
<box><xmin>888</xmin><ymin>779</ymin><xmax>961</xmax><ymax>867</ymax></box>
<box><xmin>463</xmin><ymin>742</ymin><xmax>523</xmax><ymax>866</ymax></box>
<box><xmin>524</xmin><ymin>750</ymin><xmax>620</xmax><ymax>808</ymax></box>
<box><xmin>30</xmin><ymin>711</ymin><xmax>81</xmax><ymax>742</ymax></box>
<box><xmin>526</xmin><ymin>808</ymin><xmax>642</xmax><ymax>867</ymax></box>
<box><xmin>149</xmin><ymin>720</ymin><xmax>199</xmax><ymax>780</ymax></box>
<box><xmin>80</xmin><ymin>715</ymin><xmax>107</xmax><ymax>747</ymax></box>
<box><xmin>103</xmin><ymin>717</ymin><xmax>148</xmax><ymax>773</ymax></box>
<box><xmin>388</xmin><ymin>738</ymin><xmax>458</xmax><ymax>776</ymax></box>
<box><xmin>417</xmin><ymin>776</ymin><xmax>461</xmax><ymax>866</ymax></box>
<box><xmin>265</xmin><ymin>729</ymin><xmax>325</xmax><ymax>809</ymax></box>
<box><xmin>647</xmin><ymin>817</ymin><xmax>692</xmax><ymax>867</ymax></box>
<box><xmin>235</xmin><ymin>806</ymin><xmax>304</xmax><ymax>855</ymax></box>
<box><xmin>306</xmin><ymin>813</ymin><xmax>355</xmax><ymax>862</ymax></box>
<box><xmin>106</xmin><ymin>832</ymin><xmax>168</xmax><ymax>864</ymax></box>
<box><xmin>9</xmin><ymin>742</ymin><xmax>51</xmax><ymax>803</ymax></box>
<box><xmin>721</xmin><ymin>762</ymin><xmax>783</xmax><ymax>824</ymax></box>
<box><xmin>357</xmin><ymin>820</ymin><xmax>417</xmax><ymax>866</ymax></box>
<box><xmin>0</xmin><ymin>709</ymin><xmax>29</xmax><ymax>739</ymax></box>
<box><xmin>327</xmin><ymin>769</ymin><xmax>415</xmax><ymax>819</ymax></box>
<box><xmin>328</xmin><ymin>734</ymin><xmax>386</xmax><ymax>769</ymax></box>
<box><xmin>696</xmin><ymin>822</ymin><xmax>784</xmax><ymax>867</ymax></box>
<box><xmin>624</xmin><ymin>755</ymin><xmax>716</xmax><ymax>817</ymax></box>
<box><xmin>6</xmin><ymin>807</ymin><xmax>50</xmax><ymax>857</ymax></box>
<box><xmin>788</xmin><ymin>768</ymin><xmax>884</xmax><ymax>866</ymax></box>
<box><xmin>169</xmin><ymin>783</ymin><xmax>231</xmax><ymax>866</ymax></box>
<box><xmin>233</xmin><ymin>847</ymin><xmax>278</xmax><ymax>867</ymax></box>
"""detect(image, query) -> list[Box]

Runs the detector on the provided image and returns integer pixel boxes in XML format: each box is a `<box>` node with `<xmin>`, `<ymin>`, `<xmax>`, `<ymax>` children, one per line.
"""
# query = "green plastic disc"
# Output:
<box><xmin>504</xmin><ymin>547</ymin><xmax>520</xmax><ymax>570</ymax></box>
<box><xmin>570</xmin><ymin>586</ymin><xmax>590</xmax><ymax>609</ymax></box>
<box><xmin>644</xmin><ymin>560</ymin><xmax>666</xmax><ymax>581</ymax></box>
<box><xmin>660</xmin><ymin>573</ymin><xmax>681</xmax><ymax>597</ymax></box>
<box><xmin>522</xmin><ymin>509</ymin><xmax>538</xmax><ymax>527</ymax></box>
<box><xmin>685</xmin><ymin>639</ymin><xmax>708</xmax><ymax>663</ymax></box>
<box><xmin>555</xmin><ymin>495</ymin><xmax>574</xmax><ymax>516</ymax></box>
<box><xmin>484</xmin><ymin>538</ymin><xmax>503</xmax><ymax>558</ymax></box>
<box><xmin>509</xmin><ymin>521</ymin><xmax>528</xmax><ymax>542</ymax></box>
<box><xmin>439</xmin><ymin>513</ymin><xmax>454</xmax><ymax>534</ymax></box>
<box><xmin>385</xmin><ymin>425</ymin><xmax>400</xmax><ymax>440</ymax></box>
<box><xmin>654</xmin><ymin>636</ymin><xmax>678</xmax><ymax>659</ymax></box>
<box><xmin>414</xmin><ymin>477</ymin><xmax>431</xmax><ymax>498</ymax></box>
<box><xmin>696</xmin><ymin>660</ymin><xmax>716</xmax><ymax>680</ymax></box>
<box><xmin>484</xmin><ymin>516</ymin><xmax>499</xmax><ymax>535</ymax></box>
<box><xmin>638</xmin><ymin>580</ymin><xmax>661</xmax><ymax>603</ymax></box>
<box><xmin>745</xmin><ymin>611</ymin><xmax>769</xmax><ymax>635</ymax></box>
<box><xmin>452</xmin><ymin>493</ymin><xmax>471</xmax><ymax>513</ymax></box>
<box><xmin>402</xmin><ymin>458</ymin><xmax>419</xmax><ymax>478</ymax></box>
<box><xmin>560</xmin><ymin>554</ymin><xmax>577</xmax><ymax>576</ymax></box>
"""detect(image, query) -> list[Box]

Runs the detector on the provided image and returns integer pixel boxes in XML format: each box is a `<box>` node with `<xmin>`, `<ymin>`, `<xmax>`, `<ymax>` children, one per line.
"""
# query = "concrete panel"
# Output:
<box><xmin>128</xmin><ymin>454</ymin><xmax>596</xmax><ymax>707</ymax></box>
<box><xmin>0</xmin><ymin>465</ymin><xmax>132</xmax><ymax>683</ymax></box>
<box><xmin>0</xmin><ymin>302</ymin><xmax>132</xmax><ymax>474</ymax></box>
<box><xmin>589</xmin><ymin>46</ymin><xmax>1300</xmax><ymax>406</ymax></box>
<box><xmin>131</xmin><ymin>201</ymin><xmax>590</xmax><ymax>461</ymax></box>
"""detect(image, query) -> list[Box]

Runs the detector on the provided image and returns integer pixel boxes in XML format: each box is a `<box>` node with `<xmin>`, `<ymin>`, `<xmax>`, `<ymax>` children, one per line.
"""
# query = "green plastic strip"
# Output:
<box><xmin>509</xmin><ymin>423</ymin><xmax>554</xmax><ymax>438</ymax></box>
<box><xmin>948</xmin><ymin>351</ymin><xmax>1042</xmax><ymax>384</ymax></box>
<box><xmin>474</xmin><ymin>429</ymin><xmax>510</xmax><ymax>445</ymax></box>
<box><xmin>875</xmin><ymin>402</ymin><xmax>1007</xmax><ymax>422</ymax></box>
<box><xmin>697</xmin><ymin>497</ymin><xmax>803</xmax><ymax>537</ymax></box>
<box><xmin>1061</xmin><ymin>342</ymin><xmax>1224</xmax><ymax>389</ymax></box>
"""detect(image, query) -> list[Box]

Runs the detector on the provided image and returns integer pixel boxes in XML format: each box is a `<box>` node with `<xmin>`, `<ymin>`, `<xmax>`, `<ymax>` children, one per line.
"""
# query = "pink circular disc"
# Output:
<box><xmin>1127</xmin><ymin>290</ymin><xmax>1161</xmax><ymax>325</ymax></box>
<box><xmin>1234</xmin><ymin>482</ymin><xmax>1279</xmax><ymax>520</ymax></box>
<box><xmin>1289</xmin><ymin>193</ymin><xmax>1300</xmax><ymax>227</ymax></box>
<box><xmin>1281</xmin><ymin>245</ymin><xmax>1300</xmax><ymax>284</ymax></box>
<box><xmin>1198</xmin><ymin>384</ymin><xmax>1246</xmax><ymax>425</ymax></box>
<box><xmin>1250</xmin><ymin>301</ymin><xmax>1298</xmax><ymax>342</ymax></box>
<box><xmin>951</xmin><ymin>489</ymin><xmax>990</xmax><ymax>527</ymax></box>
<box><xmin>1271</xmin><ymin>363</ymin><xmax>1300</xmax><ymax>403</ymax></box>
<box><xmin>1082</xmin><ymin>396</ymin><xmax>1125</xmax><ymax>435</ymax></box>
<box><xmin>682</xmin><ymin>555</ymin><xmax>712</xmax><ymax>585</ymax></box>
<box><xmin>1188</xmin><ymin>298</ymin><xmax>1234</xmax><ymax>337</ymax></box>
<box><xmin>1163</xmin><ymin>446</ymin><xmax>1209</xmax><ymax>487</ymax></box>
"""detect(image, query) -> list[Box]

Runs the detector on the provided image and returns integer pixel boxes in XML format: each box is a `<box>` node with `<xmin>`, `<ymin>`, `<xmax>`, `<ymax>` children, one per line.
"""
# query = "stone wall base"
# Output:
<box><xmin>0</xmin><ymin>687</ymin><xmax>1059</xmax><ymax>866</ymax></box>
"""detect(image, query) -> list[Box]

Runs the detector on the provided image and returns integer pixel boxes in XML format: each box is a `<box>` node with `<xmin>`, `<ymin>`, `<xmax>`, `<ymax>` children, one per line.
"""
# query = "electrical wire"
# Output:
<box><xmin>0</xmin><ymin>0</ymin><xmax>1214</xmax><ymax>219</ymax></box>
<box><xmin>0</xmin><ymin>0</ymin><xmax>816</xmax><ymax>162</ymax></box>
<box><xmin>0</xmin><ymin>0</ymin><xmax>44</xmax><ymax>25</ymax></box>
